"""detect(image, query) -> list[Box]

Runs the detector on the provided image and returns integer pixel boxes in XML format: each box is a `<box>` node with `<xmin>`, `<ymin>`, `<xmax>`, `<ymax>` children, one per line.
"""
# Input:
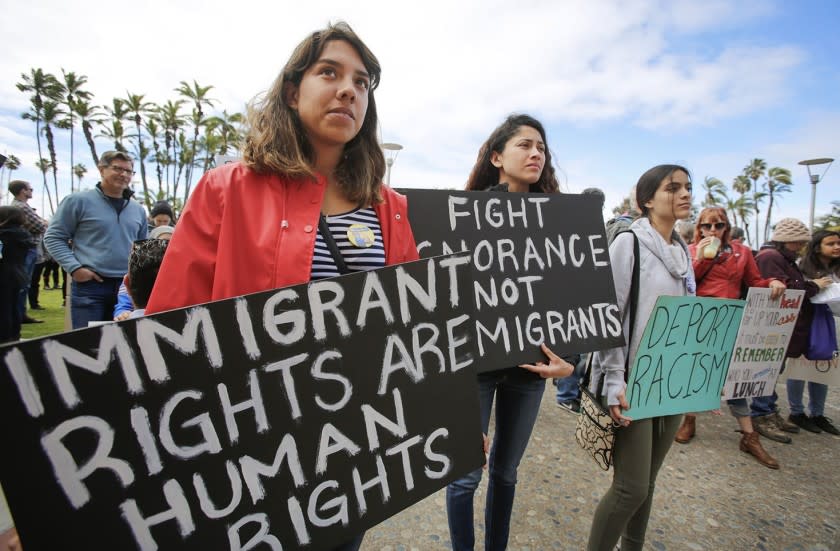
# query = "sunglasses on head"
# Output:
<box><xmin>699</xmin><ymin>222</ymin><xmax>727</xmax><ymax>231</ymax></box>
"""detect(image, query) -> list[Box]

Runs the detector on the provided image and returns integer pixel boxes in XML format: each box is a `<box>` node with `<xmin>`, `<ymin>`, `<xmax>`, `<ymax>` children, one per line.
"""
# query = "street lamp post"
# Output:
<box><xmin>381</xmin><ymin>142</ymin><xmax>403</xmax><ymax>186</ymax></box>
<box><xmin>798</xmin><ymin>157</ymin><xmax>834</xmax><ymax>229</ymax></box>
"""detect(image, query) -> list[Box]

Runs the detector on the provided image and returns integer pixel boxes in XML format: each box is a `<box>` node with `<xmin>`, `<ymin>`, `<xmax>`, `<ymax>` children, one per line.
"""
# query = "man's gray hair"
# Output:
<box><xmin>98</xmin><ymin>150</ymin><xmax>134</xmax><ymax>168</ymax></box>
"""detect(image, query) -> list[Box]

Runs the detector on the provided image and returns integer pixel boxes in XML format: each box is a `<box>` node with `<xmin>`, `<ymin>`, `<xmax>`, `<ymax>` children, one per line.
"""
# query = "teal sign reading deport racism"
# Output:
<box><xmin>625</xmin><ymin>296</ymin><xmax>744</xmax><ymax>420</ymax></box>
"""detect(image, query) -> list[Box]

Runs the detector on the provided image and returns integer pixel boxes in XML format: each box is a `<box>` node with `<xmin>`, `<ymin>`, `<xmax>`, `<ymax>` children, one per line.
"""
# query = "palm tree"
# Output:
<box><xmin>35</xmin><ymin>158</ymin><xmax>54</xmax><ymax>214</ymax></box>
<box><xmin>763</xmin><ymin>167</ymin><xmax>793</xmax><ymax>242</ymax></box>
<box><xmin>701</xmin><ymin>176</ymin><xmax>727</xmax><ymax>207</ymax></box>
<box><xmin>177</xmin><ymin>80</ymin><xmax>215</xmax><ymax>200</ymax></box>
<box><xmin>733</xmin><ymin>195</ymin><xmax>755</xmax><ymax>244</ymax></box>
<box><xmin>17</xmin><ymin>68</ymin><xmax>62</xmax><ymax>208</ymax></box>
<box><xmin>157</xmin><ymin>100</ymin><xmax>186</xmax><ymax>197</ymax></box>
<box><xmin>102</xmin><ymin>98</ymin><xmax>129</xmax><ymax>152</ymax></box>
<box><xmin>124</xmin><ymin>92</ymin><xmax>154</xmax><ymax>210</ymax></box>
<box><xmin>744</xmin><ymin>158</ymin><xmax>767</xmax><ymax>196</ymax></box>
<box><xmin>60</xmin><ymin>70</ymin><xmax>92</xmax><ymax>192</ymax></box>
<box><xmin>73</xmin><ymin>163</ymin><xmax>87</xmax><ymax>191</ymax></box>
<box><xmin>41</xmin><ymin>100</ymin><xmax>67</xmax><ymax>206</ymax></box>
<box><xmin>145</xmin><ymin>116</ymin><xmax>165</xmax><ymax>198</ymax></box>
<box><xmin>72</xmin><ymin>98</ymin><xmax>103</xmax><ymax>166</ymax></box>
<box><xmin>732</xmin><ymin>174</ymin><xmax>751</xmax><ymax>197</ymax></box>
<box><xmin>3</xmin><ymin>154</ymin><xmax>20</xmax><ymax>188</ymax></box>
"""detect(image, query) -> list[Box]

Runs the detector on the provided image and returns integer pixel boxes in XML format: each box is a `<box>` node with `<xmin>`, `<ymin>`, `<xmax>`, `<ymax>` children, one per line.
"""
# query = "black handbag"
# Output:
<box><xmin>575</xmin><ymin>231</ymin><xmax>639</xmax><ymax>470</ymax></box>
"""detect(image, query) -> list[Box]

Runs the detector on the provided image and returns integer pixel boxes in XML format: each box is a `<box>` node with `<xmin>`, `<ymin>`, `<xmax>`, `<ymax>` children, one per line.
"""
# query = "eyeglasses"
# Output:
<box><xmin>699</xmin><ymin>222</ymin><xmax>727</xmax><ymax>231</ymax></box>
<box><xmin>109</xmin><ymin>166</ymin><xmax>136</xmax><ymax>176</ymax></box>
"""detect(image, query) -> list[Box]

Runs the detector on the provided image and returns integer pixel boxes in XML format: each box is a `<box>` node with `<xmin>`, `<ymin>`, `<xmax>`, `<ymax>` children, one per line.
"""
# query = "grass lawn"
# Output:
<box><xmin>20</xmin><ymin>286</ymin><xmax>70</xmax><ymax>340</ymax></box>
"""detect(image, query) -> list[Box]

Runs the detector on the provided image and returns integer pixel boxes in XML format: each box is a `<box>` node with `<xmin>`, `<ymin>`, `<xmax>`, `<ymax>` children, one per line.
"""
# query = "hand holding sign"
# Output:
<box><xmin>518</xmin><ymin>343</ymin><xmax>575</xmax><ymax>379</ymax></box>
<box><xmin>610</xmin><ymin>390</ymin><xmax>632</xmax><ymax>427</ymax></box>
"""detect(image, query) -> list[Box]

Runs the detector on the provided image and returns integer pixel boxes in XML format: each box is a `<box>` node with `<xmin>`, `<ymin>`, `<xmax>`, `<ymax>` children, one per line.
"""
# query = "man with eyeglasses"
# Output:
<box><xmin>8</xmin><ymin>180</ymin><xmax>47</xmax><ymax>324</ymax></box>
<box><xmin>45</xmin><ymin>151</ymin><xmax>148</xmax><ymax>328</ymax></box>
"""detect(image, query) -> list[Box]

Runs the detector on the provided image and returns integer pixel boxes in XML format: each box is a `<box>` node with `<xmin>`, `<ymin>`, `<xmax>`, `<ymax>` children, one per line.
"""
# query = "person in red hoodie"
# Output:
<box><xmin>673</xmin><ymin>207</ymin><xmax>786</xmax><ymax>468</ymax></box>
<box><xmin>144</xmin><ymin>22</ymin><xmax>418</xmax><ymax>551</ymax></box>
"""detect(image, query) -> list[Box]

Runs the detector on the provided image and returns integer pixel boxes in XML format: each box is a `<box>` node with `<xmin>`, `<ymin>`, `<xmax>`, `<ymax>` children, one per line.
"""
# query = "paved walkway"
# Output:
<box><xmin>366</xmin><ymin>383</ymin><xmax>840</xmax><ymax>550</ymax></box>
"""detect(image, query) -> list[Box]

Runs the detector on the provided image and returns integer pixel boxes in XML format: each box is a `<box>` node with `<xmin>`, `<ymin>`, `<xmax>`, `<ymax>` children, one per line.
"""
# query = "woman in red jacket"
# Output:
<box><xmin>673</xmin><ymin>207</ymin><xmax>786</xmax><ymax>469</ymax></box>
<box><xmin>145</xmin><ymin>22</ymin><xmax>418</xmax><ymax>551</ymax></box>
<box><xmin>146</xmin><ymin>22</ymin><xmax>418</xmax><ymax>312</ymax></box>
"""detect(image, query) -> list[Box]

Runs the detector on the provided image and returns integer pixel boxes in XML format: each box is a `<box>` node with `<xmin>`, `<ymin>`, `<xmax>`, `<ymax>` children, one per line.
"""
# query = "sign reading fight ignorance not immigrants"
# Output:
<box><xmin>401</xmin><ymin>190</ymin><xmax>624</xmax><ymax>372</ymax></box>
<box><xmin>625</xmin><ymin>296</ymin><xmax>744</xmax><ymax>420</ymax></box>
<box><xmin>722</xmin><ymin>288</ymin><xmax>805</xmax><ymax>400</ymax></box>
<box><xmin>0</xmin><ymin>254</ymin><xmax>484</xmax><ymax>551</ymax></box>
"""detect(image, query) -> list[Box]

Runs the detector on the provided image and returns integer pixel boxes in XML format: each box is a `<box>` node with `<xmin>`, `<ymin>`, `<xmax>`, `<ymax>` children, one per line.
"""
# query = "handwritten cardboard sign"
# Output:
<box><xmin>722</xmin><ymin>288</ymin><xmax>804</xmax><ymax>399</ymax></box>
<box><xmin>401</xmin><ymin>189</ymin><xmax>624</xmax><ymax>372</ymax></box>
<box><xmin>625</xmin><ymin>296</ymin><xmax>744</xmax><ymax>420</ymax></box>
<box><xmin>0</xmin><ymin>254</ymin><xmax>484</xmax><ymax>551</ymax></box>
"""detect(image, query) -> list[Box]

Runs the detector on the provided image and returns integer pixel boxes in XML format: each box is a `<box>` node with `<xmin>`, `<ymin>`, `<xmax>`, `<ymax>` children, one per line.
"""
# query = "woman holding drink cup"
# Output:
<box><xmin>673</xmin><ymin>207</ymin><xmax>787</xmax><ymax>468</ymax></box>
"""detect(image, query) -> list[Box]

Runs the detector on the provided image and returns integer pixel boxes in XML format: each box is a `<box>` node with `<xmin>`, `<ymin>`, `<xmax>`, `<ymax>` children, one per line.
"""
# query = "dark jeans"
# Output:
<box><xmin>29</xmin><ymin>261</ymin><xmax>45</xmax><ymax>307</ymax></box>
<box><xmin>446</xmin><ymin>369</ymin><xmax>545</xmax><ymax>551</ymax></box>
<box><xmin>43</xmin><ymin>259</ymin><xmax>61</xmax><ymax>288</ymax></box>
<box><xmin>70</xmin><ymin>277</ymin><xmax>123</xmax><ymax>329</ymax></box>
<box><xmin>17</xmin><ymin>248</ymin><xmax>37</xmax><ymax>318</ymax></box>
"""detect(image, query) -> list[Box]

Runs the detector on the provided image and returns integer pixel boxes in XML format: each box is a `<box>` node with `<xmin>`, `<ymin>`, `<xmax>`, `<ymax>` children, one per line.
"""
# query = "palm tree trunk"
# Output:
<box><xmin>135</xmin><ymin>119</ymin><xmax>150</xmax><ymax>210</ymax></box>
<box><xmin>45</xmin><ymin>124</ymin><xmax>59</xmax><ymax>212</ymax></box>
<box><xmin>82</xmin><ymin>120</ymin><xmax>99</xmax><ymax>166</ymax></box>
<box><xmin>68</xmin><ymin>114</ymin><xmax>75</xmax><ymax>193</ymax></box>
<box><xmin>35</xmin><ymin>119</ymin><xmax>51</xmax><ymax>212</ymax></box>
<box><xmin>764</xmin><ymin>195</ymin><xmax>775</xmax><ymax>243</ymax></box>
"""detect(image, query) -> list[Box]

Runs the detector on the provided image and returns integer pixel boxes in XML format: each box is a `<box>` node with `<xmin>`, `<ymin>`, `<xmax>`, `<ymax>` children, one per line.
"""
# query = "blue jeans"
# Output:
<box><xmin>750</xmin><ymin>392</ymin><xmax>779</xmax><ymax>417</ymax></box>
<box><xmin>446</xmin><ymin>369</ymin><xmax>545</xmax><ymax>551</ymax></box>
<box><xmin>70</xmin><ymin>277</ymin><xmax>123</xmax><ymax>329</ymax></box>
<box><xmin>787</xmin><ymin>379</ymin><xmax>828</xmax><ymax>417</ymax></box>
<box><xmin>750</xmin><ymin>359</ymin><xmax>786</xmax><ymax>417</ymax></box>
<box><xmin>555</xmin><ymin>354</ymin><xmax>586</xmax><ymax>403</ymax></box>
<box><xmin>17</xmin><ymin>248</ymin><xmax>37</xmax><ymax>318</ymax></box>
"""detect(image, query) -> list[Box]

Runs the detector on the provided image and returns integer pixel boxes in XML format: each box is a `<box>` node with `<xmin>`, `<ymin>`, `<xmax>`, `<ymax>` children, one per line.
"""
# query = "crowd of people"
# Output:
<box><xmin>1</xmin><ymin>21</ymin><xmax>837</xmax><ymax>551</ymax></box>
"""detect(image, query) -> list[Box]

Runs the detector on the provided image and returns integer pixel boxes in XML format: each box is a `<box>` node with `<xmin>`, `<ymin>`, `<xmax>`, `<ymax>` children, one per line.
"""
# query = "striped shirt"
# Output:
<box><xmin>310</xmin><ymin>207</ymin><xmax>385</xmax><ymax>280</ymax></box>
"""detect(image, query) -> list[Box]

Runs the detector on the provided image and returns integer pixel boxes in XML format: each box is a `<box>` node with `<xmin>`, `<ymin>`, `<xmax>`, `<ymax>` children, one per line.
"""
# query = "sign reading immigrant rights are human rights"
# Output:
<box><xmin>0</xmin><ymin>254</ymin><xmax>484</xmax><ymax>551</ymax></box>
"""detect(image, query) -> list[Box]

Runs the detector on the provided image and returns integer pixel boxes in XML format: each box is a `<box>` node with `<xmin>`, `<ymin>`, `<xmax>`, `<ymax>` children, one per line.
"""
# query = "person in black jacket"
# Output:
<box><xmin>0</xmin><ymin>206</ymin><xmax>36</xmax><ymax>343</ymax></box>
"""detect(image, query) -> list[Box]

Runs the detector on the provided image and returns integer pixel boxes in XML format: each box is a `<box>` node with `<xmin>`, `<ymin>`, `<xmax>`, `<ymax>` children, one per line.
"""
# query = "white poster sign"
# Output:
<box><xmin>722</xmin><ymin>288</ymin><xmax>805</xmax><ymax>399</ymax></box>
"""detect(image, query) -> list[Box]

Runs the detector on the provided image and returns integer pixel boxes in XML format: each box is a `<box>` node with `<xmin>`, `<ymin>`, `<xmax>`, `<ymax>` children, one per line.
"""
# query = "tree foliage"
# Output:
<box><xmin>14</xmin><ymin>67</ymin><xmax>245</xmax><ymax>216</ymax></box>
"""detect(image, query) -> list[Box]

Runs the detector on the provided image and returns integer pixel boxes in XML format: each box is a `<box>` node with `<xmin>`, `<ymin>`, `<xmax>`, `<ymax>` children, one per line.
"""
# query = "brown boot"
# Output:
<box><xmin>674</xmin><ymin>414</ymin><xmax>696</xmax><ymax>444</ymax></box>
<box><xmin>739</xmin><ymin>431</ymin><xmax>779</xmax><ymax>469</ymax></box>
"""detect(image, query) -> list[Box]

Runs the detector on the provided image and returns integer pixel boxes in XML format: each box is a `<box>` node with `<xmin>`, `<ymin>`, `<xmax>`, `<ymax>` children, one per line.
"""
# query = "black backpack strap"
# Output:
<box><xmin>318</xmin><ymin>214</ymin><xmax>351</xmax><ymax>275</ymax></box>
<box><xmin>583</xmin><ymin>230</ymin><xmax>639</xmax><ymax>398</ymax></box>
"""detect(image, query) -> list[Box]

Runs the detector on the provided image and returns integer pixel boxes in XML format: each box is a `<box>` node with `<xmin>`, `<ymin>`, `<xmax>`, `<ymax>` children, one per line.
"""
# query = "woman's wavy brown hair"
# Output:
<box><xmin>243</xmin><ymin>22</ymin><xmax>385</xmax><ymax>205</ymax></box>
<box><xmin>694</xmin><ymin>206</ymin><xmax>732</xmax><ymax>246</ymax></box>
<box><xmin>465</xmin><ymin>114</ymin><xmax>560</xmax><ymax>193</ymax></box>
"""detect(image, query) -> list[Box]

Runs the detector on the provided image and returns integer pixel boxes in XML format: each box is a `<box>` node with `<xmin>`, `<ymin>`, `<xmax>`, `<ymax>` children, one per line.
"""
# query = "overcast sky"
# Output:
<box><xmin>2</xmin><ymin>0</ymin><xmax>838</xmax><ymax>238</ymax></box>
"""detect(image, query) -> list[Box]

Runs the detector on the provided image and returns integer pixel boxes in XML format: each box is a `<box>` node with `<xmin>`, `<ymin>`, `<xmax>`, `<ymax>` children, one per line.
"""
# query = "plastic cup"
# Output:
<box><xmin>704</xmin><ymin>237</ymin><xmax>721</xmax><ymax>259</ymax></box>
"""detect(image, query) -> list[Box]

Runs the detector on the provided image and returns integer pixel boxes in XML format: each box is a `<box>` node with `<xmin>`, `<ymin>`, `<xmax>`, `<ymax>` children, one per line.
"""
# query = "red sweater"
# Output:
<box><xmin>146</xmin><ymin>162</ymin><xmax>419</xmax><ymax>314</ymax></box>
<box><xmin>688</xmin><ymin>240</ymin><xmax>774</xmax><ymax>299</ymax></box>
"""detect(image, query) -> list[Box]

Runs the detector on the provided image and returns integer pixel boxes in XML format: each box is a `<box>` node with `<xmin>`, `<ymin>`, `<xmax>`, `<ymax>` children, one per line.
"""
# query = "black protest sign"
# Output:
<box><xmin>0</xmin><ymin>254</ymin><xmax>483</xmax><ymax>551</ymax></box>
<box><xmin>400</xmin><ymin>189</ymin><xmax>624</xmax><ymax>372</ymax></box>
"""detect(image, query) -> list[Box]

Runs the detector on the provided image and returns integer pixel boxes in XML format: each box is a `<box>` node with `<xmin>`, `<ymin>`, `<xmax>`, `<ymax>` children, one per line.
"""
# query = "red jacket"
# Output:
<box><xmin>688</xmin><ymin>240</ymin><xmax>774</xmax><ymax>299</ymax></box>
<box><xmin>146</xmin><ymin>162</ymin><xmax>419</xmax><ymax>313</ymax></box>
